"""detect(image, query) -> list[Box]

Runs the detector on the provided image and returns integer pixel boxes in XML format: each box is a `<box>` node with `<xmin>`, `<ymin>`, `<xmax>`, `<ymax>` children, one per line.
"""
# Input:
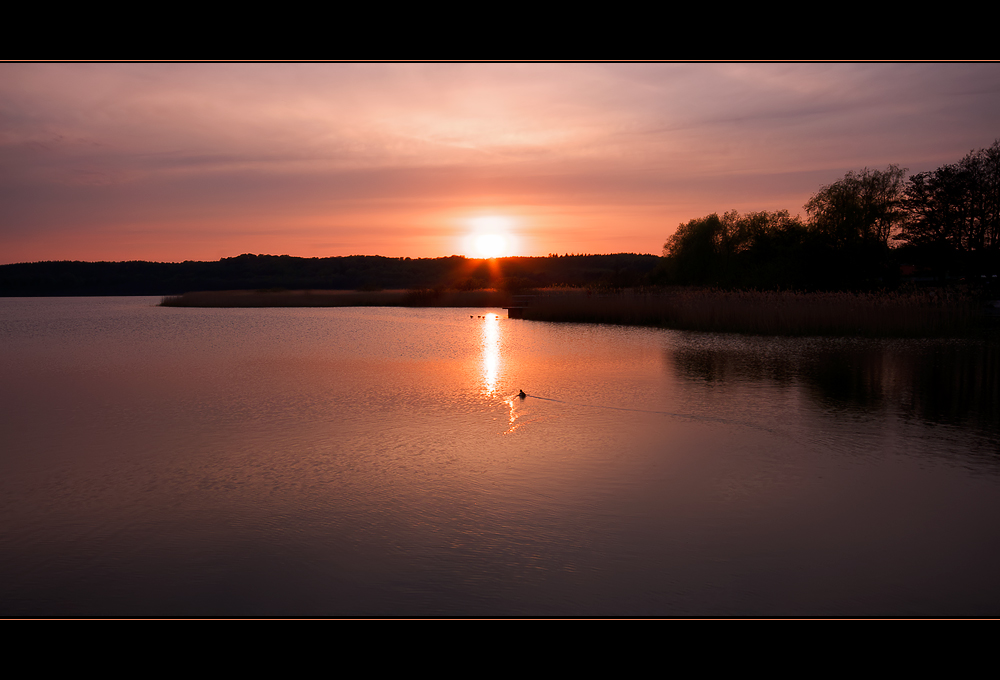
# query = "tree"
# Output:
<box><xmin>805</xmin><ymin>165</ymin><xmax>907</xmax><ymax>248</ymax></box>
<box><xmin>898</xmin><ymin>140</ymin><xmax>1000</xmax><ymax>258</ymax></box>
<box><xmin>662</xmin><ymin>210</ymin><xmax>810</xmax><ymax>288</ymax></box>
<box><xmin>663</xmin><ymin>213</ymin><xmax>725</xmax><ymax>285</ymax></box>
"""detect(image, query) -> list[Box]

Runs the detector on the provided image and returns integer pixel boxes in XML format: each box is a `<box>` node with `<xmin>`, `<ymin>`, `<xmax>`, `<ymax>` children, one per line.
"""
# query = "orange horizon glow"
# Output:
<box><xmin>3</xmin><ymin>63</ymin><xmax>999</xmax><ymax>265</ymax></box>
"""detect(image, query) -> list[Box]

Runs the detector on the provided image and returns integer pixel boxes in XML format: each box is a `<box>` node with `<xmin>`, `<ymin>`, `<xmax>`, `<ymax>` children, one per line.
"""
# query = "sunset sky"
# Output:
<box><xmin>2</xmin><ymin>62</ymin><xmax>999</xmax><ymax>265</ymax></box>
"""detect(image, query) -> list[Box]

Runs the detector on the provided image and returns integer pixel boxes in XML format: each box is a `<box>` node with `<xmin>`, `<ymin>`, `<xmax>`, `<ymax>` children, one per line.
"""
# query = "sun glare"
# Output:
<box><xmin>467</xmin><ymin>215</ymin><xmax>514</xmax><ymax>258</ymax></box>
<box><xmin>475</xmin><ymin>234</ymin><xmax>507</xmax><ymax>258</ymax></box>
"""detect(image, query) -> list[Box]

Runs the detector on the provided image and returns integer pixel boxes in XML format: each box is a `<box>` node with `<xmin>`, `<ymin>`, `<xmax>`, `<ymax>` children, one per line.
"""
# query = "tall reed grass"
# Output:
<box><xmin>159</xmin><ymin>286</ymin><xmax>993</xmax><ymax>338</ymax></box>
<box><xmin>521</xmin><ymin>288</ymin><xmax>990</xmax><ymax>338</ymax></box>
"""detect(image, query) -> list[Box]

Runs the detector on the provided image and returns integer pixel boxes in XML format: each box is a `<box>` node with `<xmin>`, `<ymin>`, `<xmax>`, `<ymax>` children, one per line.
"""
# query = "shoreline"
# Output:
<box><xmin>159</xmin><ymin>288</ymin><xmax>515</xmax><ymax>308</ymax></box>
<box><xmin>160</xmin><ymin>287</ymin><xmax>996</xmax><ymax>339</ymax></box>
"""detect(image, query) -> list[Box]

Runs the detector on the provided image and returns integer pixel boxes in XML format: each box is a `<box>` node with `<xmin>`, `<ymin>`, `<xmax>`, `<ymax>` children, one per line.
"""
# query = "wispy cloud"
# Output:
<box><xmin>2</xmin><ymin>63</ymin><xmax>998</xmax><ymax>263</ymax></box>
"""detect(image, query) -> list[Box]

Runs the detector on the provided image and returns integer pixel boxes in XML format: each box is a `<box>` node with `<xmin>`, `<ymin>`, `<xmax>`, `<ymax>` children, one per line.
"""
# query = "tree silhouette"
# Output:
<box><xmin>662</xmin><ymin>210</ymin><xmax>811</xmax><ymax>288</ymax></box>
<box><xmin>897</xmin><ymin>140</ymin><xmax>1000</xmax><ymax>273</ymax></box>
<box><xmin>805</xmin><ymin>165</ymin><xmax>907</xmax><ymax>249</ymax></box>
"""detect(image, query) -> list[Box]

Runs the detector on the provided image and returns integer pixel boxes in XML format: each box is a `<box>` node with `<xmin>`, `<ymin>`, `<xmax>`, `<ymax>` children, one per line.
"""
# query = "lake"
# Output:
<box><xmin>1</xmin><ymin>296</ymin><xmax>998</xmax><ymax>616</ymax></box>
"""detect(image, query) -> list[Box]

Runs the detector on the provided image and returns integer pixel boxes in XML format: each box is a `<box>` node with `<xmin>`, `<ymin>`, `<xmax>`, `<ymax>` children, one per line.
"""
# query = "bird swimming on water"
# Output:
<box><xmin>518</xmin><ymin>390</ymin><xmax>526</xmax><ymax>399</ymax></box>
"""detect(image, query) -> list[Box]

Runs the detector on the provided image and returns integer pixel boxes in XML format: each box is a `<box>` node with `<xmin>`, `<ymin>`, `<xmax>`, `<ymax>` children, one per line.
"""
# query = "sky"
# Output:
<box><xmin>2</xmin><ymin>62</ymin><xmax>1000</xmax><ymax>264</ymax></box>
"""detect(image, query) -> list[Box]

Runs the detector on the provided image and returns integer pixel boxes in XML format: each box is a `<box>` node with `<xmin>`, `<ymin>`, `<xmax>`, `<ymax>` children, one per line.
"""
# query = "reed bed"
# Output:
<box><xmin>160</xmin><ymin>288</ymin><xmax>514</xmax><ymax>308</ymax></box>
<box><xmin>159</xmin><ymin>286</ymin><xmax>992</xmax><ymax>338</ymax></box>
<box><xmin>522</xmin><ymin>288</ymin><xmax>990</xmax><ymax>338</ymax></box>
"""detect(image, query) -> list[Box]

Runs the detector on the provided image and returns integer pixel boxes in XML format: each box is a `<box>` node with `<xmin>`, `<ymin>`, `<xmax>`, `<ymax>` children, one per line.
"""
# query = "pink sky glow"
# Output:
<box><xmin>2</xmin><ymin>62</ymin><xmax>999</xmax><ymax>264</ymax></box>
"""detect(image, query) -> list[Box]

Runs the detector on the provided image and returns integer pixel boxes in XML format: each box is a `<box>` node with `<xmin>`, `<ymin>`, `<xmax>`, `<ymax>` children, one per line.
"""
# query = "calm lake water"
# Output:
<box><xmin>1</xmin><ymin>296</ymin><xmax>998</xmax><ymax>616</ymax></box>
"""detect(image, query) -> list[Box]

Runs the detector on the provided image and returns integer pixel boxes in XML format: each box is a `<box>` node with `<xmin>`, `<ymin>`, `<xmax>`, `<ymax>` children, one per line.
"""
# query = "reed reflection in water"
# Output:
<box><xmin>0</xmin><ymin>297</ymin><xmax>998</xmax><ymax>616</ymax></box>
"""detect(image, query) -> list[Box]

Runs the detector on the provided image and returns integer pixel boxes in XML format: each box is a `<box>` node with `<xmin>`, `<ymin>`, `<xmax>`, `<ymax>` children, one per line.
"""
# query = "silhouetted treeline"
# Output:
<box><xmin>898</xmin><ymin>141</ymin><xmax>1000</xmax><ymax>277</ymax></box>
<box><xmin>0</xmin><ymin>253</ymin><xmax>659</xmax><ymax>296</ymax></box>
<box><xmin>660</xmin><ymin>140</ymin><xmax>1000</xmax><ymax>291</ymax></box>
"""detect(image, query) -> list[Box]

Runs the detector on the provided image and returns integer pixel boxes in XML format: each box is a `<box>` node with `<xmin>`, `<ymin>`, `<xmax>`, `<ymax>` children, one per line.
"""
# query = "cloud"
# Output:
<box><xmin>2</xmin><ymin>63</ymin><xmax>999</xmax><ymax>263</ymax></box>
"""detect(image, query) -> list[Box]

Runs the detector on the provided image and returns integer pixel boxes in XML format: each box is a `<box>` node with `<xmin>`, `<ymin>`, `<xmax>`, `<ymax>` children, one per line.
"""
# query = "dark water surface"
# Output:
<box><xmin>1</xmin><ymin>297</ymin><xmax>998</xmax><ymax>616</ymax></box>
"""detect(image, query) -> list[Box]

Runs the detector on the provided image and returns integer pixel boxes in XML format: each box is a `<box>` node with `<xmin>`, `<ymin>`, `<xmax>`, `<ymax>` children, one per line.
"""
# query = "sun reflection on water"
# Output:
<box><xmin>481</xmin><ymin>313</ymin><xmax>501</xmax><ymax>396</ymax></box>
<box><xmin>479</xmin><ymin>311</ymin><xmax>537</xmax><ymax>434</ymax></box>
<box><xmin>502</xmin><ymin>394</ymin><xmax>521</xmax><ymax>434</ymax></box>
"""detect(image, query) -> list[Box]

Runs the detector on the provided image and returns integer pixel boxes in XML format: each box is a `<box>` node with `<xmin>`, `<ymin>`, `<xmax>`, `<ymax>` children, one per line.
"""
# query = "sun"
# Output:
<box><xmin>474</xmin><ymin>233</ymin><xmax>508</xmax><ymax>258</ymax></box>
<box><xmin>467</xmin><ymin>215</ymin><xmax>514</xmax><ymax>258</ymax></box>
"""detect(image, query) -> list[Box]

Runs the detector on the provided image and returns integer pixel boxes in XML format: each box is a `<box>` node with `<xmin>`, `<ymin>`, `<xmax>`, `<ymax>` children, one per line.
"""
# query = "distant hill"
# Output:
<box><xmin>0</xmin><ymin>253</ymin><xmax>661</xmax><ymax>296</ymax></box>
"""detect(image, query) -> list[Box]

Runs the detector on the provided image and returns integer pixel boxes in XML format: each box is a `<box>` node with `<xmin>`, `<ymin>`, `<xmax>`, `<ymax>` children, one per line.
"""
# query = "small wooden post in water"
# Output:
<box><xmin>504</xmin><ymin>294</ymin><xmax>536</xmax><ymax>319</ymax></box>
